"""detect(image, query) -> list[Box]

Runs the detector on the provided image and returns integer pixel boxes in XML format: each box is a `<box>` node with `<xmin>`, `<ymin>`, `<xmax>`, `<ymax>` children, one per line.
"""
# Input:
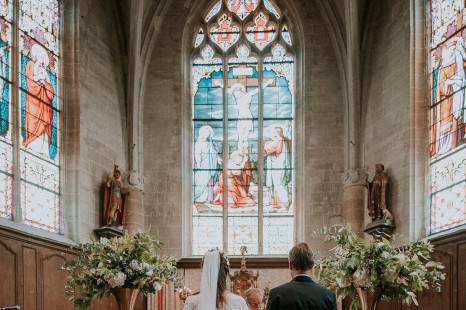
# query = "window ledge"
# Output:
<box><xmin>427</xmin><ymin>225</ymin><xmax>466</xmax><ymax>244</ymax></box>
<box><xmin>0</xmin><ymin>219</ymin><xmax>77</xmax><ymax>248</ymax></box>
<box><xmin>178</xmin><ymin>256</ymin><xmax>289</xmax><ymax>269</ymax></box>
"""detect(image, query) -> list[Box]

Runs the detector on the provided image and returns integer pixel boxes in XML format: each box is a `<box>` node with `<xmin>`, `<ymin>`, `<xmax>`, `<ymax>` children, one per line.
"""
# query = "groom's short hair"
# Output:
<box><xmin>289</xmin><ymin>242</ymin><xmax>314</xmax><ymax>271</ymax></box>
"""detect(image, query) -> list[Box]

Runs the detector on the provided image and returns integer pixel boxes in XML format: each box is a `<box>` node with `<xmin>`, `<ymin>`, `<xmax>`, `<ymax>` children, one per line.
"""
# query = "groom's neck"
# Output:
<box><xmin>290</xmin><ymin>269</ymin><xmax>310</xmax><ymax>278</ymax></box>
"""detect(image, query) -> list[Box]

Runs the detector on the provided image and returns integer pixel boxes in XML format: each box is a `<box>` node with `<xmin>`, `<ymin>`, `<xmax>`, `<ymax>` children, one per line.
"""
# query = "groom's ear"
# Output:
<box><xmin>288</xmin><ymin>259</ymin><xmax>292</xmax><ymax>270</ymax></box>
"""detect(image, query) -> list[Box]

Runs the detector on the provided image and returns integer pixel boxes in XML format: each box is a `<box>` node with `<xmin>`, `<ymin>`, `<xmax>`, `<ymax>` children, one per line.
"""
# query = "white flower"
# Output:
<box><xmin>336</xmin><ymin>275</ymin><xmax>351</xmax><ymax>288</ymax></box>
<box><xmin>130</xmin><ymin>260</ymin><xmax>140</xmax><ymax>271</ymax></box>
<box><xmin>396</xmin><ymin>253</ymin><xmax>407</xmax><ymax>264</ymax></box>
<box><xmin>353</xmin><ymin>268</ymin><xmax>369</xmax><ymax>287</ymax></box>
<box><xmin>146</xmin><ymin>269</ymin><xmax>154</xmax><ymax>277</ymax></box>
<box><xmin>153</xmin><ymin>282</ymin><xmax>162</xmax><ymax>291</ymax></box>
<box><xmin>108</xmin><ymin>272</ymin><xmax>127</xmax><ymax>288</ymax></box>
<box><xmin>144</xmin><ymin>263</ymin><xmax>155</xmax><ymax>272</ymax></box>
<box><xmin>381</xmin><ymin>251</ymin><xmax>391</xmax><ymax>259</ymax></box>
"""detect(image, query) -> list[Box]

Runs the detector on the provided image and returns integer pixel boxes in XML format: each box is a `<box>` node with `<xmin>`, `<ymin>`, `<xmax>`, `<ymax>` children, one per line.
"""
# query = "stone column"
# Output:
<box><xmin>342</xmin><ymin>169</ymin><xmax>368</xmax><ymax>233</ymax></box>
<box><xmin>124</xmin><ymin>185</ymin><xmax>144</xmax><ymax>235</ymax></box>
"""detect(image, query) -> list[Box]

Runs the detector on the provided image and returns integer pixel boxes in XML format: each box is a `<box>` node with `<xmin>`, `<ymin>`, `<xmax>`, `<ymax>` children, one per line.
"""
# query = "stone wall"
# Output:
<box><xmin>77</xmin><ymin>0</ymin><xmax>128</xmax><ymax>241</ymax></box>
<box><xmin>300</xmin><ymin>0</ymin><xmax>345</xmax><ymax>253</ymax></box>
<box><xmin>143</xmin><ymin>0</ymin><xmax>345</xmax><ymax>257</ymax></box>
<box><xmin>361</xmin><ymin>0</ymin><xmax>412</xmax><ymax>239</ymax></box>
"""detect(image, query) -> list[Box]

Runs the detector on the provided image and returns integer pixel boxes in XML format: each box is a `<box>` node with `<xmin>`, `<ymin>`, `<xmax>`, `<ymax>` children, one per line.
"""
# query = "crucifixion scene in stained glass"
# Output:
<box><xmin>192</xmin><ymin>0</ymin><xmax>294</xmax><ymax>255</ymax></box>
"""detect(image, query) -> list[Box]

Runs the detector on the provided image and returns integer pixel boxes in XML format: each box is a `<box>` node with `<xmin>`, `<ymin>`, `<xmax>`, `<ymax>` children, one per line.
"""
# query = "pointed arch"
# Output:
<box><xmin>183</xmin><ymin>0</ymin><xmax>307</xmax><ymax>256</ymax></box>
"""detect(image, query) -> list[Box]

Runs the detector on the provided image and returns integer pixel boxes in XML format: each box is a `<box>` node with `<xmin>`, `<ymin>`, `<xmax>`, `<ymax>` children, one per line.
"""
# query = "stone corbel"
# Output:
<box><xmin>342</xmin><ymin>168</ymin><xmax>368</xmax><ymax>188</ymax></box>
<box><xmin>128</xmin><ymin>169</ymin><xmax>144</xmax><ymax>190</ymax></box>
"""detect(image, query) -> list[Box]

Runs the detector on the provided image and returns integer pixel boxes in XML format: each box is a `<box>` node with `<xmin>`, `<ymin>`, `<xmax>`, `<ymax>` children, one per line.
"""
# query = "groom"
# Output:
<box><xmin>266</xmin><ymin>243</ymin><xmax>337</xmax><ymax>310</ymax></box>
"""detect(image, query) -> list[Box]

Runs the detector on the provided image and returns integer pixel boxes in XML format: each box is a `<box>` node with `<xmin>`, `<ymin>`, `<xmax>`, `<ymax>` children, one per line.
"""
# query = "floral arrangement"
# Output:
<box><xmin>62</xmin><ymin>232</ymin><xmax>177</xmax><ymax>309</ymax></box>
<box><xmin>315</xmin><ymin>226</ymin><xmax>445</xmax><ymax>309</ymax></box>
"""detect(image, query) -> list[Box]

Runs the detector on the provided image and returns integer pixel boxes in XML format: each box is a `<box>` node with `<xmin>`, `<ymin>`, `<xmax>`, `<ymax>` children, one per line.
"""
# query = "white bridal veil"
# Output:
<box><xmin>198</xmin><ymin>249</ymin><xmax>221</xmax><ymax>310</ymax></box>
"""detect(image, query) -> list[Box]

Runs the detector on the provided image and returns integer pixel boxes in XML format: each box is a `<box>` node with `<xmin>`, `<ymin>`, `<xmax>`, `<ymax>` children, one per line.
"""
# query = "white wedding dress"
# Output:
<box><xmin>184</xmin><ymin>292</ymin><xmax>248</xmax><ymax>310</ymax></box>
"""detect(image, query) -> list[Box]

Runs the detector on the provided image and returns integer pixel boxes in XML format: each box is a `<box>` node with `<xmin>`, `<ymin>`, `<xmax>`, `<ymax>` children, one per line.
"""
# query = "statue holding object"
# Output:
<box><xmin>367</xmin><ymin>163</ymin><xmax>392</xmax><ymax>221</ymax></box>
<box><xmin>365</xmin><ymin>164</ymin><xmax>395</xmax><ymax>238</ymax></box>
<box><xmin>95</xmin><ymin>165</ymin><xmax>128</xmax><ymax>238</ymax></box>
<box><xmin>103</xmin><ymin>165</ymin><xmax>128</xmax><ymax>227</ymax></box>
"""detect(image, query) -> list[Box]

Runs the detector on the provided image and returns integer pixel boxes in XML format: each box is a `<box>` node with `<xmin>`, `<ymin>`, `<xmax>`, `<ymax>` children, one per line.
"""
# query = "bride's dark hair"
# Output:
<box><xmin>216</xmin><ymin>252</ymin><xmax>229</xmax><ymax>308</ymax></box>
<box><xmin>200</xmin><ymin>250</ymin><xmax>230</xmax><ymax>308</ymax></box>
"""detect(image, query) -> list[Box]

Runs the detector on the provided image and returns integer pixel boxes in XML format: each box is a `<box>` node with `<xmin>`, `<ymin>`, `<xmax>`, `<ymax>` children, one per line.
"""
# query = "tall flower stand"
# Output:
<box><xmin>356</xmin><ymin>287</ymin><xmax>382</xmax><ymax>310</ymax></box>
<box><xmin>112</xmin><ymin>288</ymin><xmax>140</xmax><ymax>310</ymax></box>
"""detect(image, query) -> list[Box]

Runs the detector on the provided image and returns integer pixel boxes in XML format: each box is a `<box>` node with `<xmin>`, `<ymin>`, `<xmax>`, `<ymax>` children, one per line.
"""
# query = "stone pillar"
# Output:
<box><xmin>125</xmin><ymin>185</ymin><xmax>144</xmax><ymax>235</ymax></box>
<box><xmin>342</xmin><ymin>169</ymin><xmax>368</xmax><ymax>233</ymax></box>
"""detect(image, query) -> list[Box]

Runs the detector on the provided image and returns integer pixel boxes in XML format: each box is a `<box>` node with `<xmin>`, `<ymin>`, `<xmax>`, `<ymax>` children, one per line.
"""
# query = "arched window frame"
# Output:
<box><xmin>185</xmin><ymin>0</ymin><xmax>305</xmax><ymax>256</ymax></box>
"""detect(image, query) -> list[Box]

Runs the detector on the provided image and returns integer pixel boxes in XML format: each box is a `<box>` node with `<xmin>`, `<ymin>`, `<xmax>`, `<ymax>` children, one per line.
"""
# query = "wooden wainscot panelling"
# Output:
<box><xmin>0</xmin><ymin>226</ymin><xmax>146</xmax><ymax>310</ymax></box>
<box><xmin>22</xmin><ymin>247</ymin><xmax>38</xmax><ymax>310</ymax></box>
<box><xmin>458</xmin><ymin>242</ymin><xmax>466</xmax><ymax>308</ymax></box>
<box><xmin>42</xmin><ymin>253</ymin><xmax>73</xmax><ymax>310</ymax></box>
<box><xmin>0</xmin><ymin>239</ymin><xmax>17</xmax><ymax>308</ymax></box>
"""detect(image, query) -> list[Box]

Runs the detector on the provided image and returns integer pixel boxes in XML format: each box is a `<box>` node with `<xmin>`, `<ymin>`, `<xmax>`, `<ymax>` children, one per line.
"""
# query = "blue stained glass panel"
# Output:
<box><xmin>193</xmin><ymin>120</ymin><xmax>223</xmax><ymax>215</ymax></box>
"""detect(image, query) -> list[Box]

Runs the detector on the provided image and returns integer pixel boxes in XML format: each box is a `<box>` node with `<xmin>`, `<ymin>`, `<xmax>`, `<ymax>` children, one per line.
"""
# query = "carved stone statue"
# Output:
<box><xmin>367</xmin><ymin>164</ymin><xmax>392</xmax><ymax>221</ymax></box>
<box><xmin>103</xmin><ymin>165</ymin><xmax>127</xmax><ymax>227</ymax></box>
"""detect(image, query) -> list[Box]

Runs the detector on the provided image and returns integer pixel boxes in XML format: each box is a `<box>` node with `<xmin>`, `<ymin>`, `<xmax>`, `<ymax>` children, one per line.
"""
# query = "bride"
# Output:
<box><xmin>183</xmin><ymin>249</ymin><xmax>248</xmax><ymax>310</ymax></box>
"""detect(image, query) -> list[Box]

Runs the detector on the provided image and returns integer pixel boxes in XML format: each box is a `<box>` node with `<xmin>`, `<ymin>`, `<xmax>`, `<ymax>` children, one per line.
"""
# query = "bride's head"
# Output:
<box><xmin>200</xmin><ymin>249</ymin><xmax>230</xmax><ymax>309</ymax></box>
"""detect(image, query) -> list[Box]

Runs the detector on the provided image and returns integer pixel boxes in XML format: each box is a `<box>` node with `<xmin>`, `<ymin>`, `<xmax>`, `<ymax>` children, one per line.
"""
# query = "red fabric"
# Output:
<box><xmin>22</xmin><ymin>61</ymin><xmax>54</xmax><ymax>147</ymax></box>
<box><xmin>213</xmin><ymin>160</ymin><xmax>254</xmax><ymax>208</ymax></box>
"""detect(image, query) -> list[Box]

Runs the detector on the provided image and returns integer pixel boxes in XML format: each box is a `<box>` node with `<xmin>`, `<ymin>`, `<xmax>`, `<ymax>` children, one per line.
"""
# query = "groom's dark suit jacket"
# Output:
<box><xmin>266</xmin><ymin>275</ymin><xmax>337</xmax><ymax>310</ymax></box>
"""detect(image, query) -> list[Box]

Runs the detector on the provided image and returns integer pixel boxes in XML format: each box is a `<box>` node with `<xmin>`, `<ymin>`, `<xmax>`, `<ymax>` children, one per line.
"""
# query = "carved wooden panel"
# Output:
<box><xmin>0</xmin><ymin>240</ymin><xmax>16</xmax><ymax>307</ymax></box>
<box><xmin>42</xmin><ymin>254</ymin><xmax>74</xmax><ymax>310</ymax></box>
<box><xmin>23</xmin><ymin>247</ymin><xmax>37</xmax><ymax>310</ymax></box>
<box><xmin>0</xmin><ymin>227</ymin><xmax>146</xmax><ymax>310</ymax></box>
<box><xmin>416</xmin><ymin>245</ymin><xmax>456</xmax><ymax>310</ymax></box>
<box><xmin>458</xmin><ymin>242</ymin><xmax>466</xmax><ymax>308</ymax></box>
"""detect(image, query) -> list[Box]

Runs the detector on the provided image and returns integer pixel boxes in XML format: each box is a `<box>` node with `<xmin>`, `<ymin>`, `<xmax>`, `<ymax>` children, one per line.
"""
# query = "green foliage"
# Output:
<box><xmin>61</xmin><ymin>232</ymin><xmax>177</xmax><ymax>309</ymax></box>
<box><xmin>315</xmin><ymin>226</ymin><xmax>445</xmax><ymax>310</ymax></box>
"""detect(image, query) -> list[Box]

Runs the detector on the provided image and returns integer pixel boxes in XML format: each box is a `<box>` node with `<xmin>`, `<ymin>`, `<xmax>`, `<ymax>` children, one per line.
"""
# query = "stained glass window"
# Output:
<box><xmin>0</xmin><ymin>0</ymin><xmax>61</xmax><ymax>233</ymax></box>
<box><xmin>192</xmin><ymin>0</ymin><xmax>294</xmax><ymax>255</ymax></box>
<box><xmin>428</xmin><ymin>0</ymin><xmax>466</xmax><ymax>234</ymax></box>
<box><xmin>0</xmin><ymin>0</ymin><xmax>13</xmax><ymax>221</ymax></box>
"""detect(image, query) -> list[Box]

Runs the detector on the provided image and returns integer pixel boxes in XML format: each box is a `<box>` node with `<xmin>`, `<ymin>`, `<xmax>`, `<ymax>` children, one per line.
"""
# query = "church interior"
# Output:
<box><xmin>0</xmin><ymin>0</ymin><xmax>465</xmax><ymax>309</ymax></box>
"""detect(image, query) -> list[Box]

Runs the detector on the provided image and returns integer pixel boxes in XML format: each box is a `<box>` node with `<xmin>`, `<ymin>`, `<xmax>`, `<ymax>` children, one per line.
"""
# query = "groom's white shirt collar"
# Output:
<box><xmin>293</xmin><ymin>274</ymin><xmax>311</xmax><ymax>279</ymax></box>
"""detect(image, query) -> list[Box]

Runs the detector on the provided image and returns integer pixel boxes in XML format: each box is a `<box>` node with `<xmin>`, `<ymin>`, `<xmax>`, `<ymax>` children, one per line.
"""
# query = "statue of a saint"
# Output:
<box><xmin>367</xmin><ymin>164</ymin><xmax>392</xmax><ymax>221</ymax></box>
<box><xmin>103</xmin><ymin>165</ymin><xmax>127</xmax><ymax>226</ymax></box>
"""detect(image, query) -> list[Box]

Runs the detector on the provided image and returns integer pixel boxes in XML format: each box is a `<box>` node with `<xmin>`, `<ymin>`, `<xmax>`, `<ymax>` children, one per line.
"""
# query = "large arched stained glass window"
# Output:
<box><xmin>191</xmin><ymin>0</ymin><xmax>295</xmax><ymax>255</ymax></box>
<box><xmin>0</xmin><ymin>0</ymin><xmax>61</xmax><ymax>233</ymax></box>
<box><xmin>429</xmin><ymin>0</ymin><xmax>466</xmax><ymax>234</ymax></box>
